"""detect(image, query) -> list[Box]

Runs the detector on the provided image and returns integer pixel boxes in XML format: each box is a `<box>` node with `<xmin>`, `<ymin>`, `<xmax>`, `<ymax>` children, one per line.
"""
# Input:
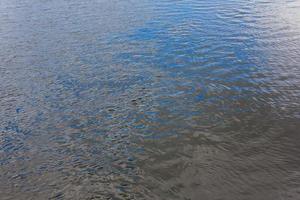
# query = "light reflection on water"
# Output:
<box><xmin>0</xmin><ymin>0</ymin><xmax>300</xmax><ymax>199</ymax></box>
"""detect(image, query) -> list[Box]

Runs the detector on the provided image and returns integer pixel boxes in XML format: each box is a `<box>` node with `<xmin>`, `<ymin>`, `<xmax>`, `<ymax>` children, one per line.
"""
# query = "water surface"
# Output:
<box><xmin>1</xmin><ymin>0</ymin><xmax>300</xmax><ymax>199</ymax></box>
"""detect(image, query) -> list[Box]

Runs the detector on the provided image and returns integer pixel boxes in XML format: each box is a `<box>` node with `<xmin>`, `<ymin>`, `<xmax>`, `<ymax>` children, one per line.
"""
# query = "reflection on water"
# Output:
<box><xmin>1</xmin><ymin>0</ymin><xmax>300</xmax><ymax>199</ymax></box>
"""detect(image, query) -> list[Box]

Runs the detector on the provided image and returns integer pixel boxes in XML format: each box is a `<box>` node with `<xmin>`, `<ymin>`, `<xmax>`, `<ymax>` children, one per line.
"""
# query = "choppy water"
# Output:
<box><xmin>1</xmin><ymin>0</ymin><xmax>300</xmax><ymax>199</ymax></box>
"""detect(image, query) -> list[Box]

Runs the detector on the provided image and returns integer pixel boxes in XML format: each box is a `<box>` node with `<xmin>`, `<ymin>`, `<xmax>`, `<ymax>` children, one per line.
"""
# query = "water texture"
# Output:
<box><xmin>0</xmin><ymin>0</ymin><xmax>300</xmax><ymax>199</ymax></box>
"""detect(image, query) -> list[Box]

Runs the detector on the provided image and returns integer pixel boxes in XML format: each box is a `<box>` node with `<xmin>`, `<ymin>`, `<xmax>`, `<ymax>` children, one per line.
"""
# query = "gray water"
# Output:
<box><xmin>1</xmin><ymin>0</ymin><xmax>300</xmax><ymax>199</ymax></box>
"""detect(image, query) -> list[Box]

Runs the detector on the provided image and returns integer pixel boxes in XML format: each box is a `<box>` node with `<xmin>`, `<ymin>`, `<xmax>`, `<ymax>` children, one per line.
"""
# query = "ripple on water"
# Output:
<box><xmin>0</xmin><ymin>0</ymin><xmax>300</xmax><ymax>199</ymax></box>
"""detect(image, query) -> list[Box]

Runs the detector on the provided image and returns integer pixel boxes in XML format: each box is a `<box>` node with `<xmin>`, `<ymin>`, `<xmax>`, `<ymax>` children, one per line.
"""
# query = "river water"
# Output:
<box><xmin>0</xmin><ymin>0</ymin><xmax>300</xmax><ymax>199</ymax></box>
